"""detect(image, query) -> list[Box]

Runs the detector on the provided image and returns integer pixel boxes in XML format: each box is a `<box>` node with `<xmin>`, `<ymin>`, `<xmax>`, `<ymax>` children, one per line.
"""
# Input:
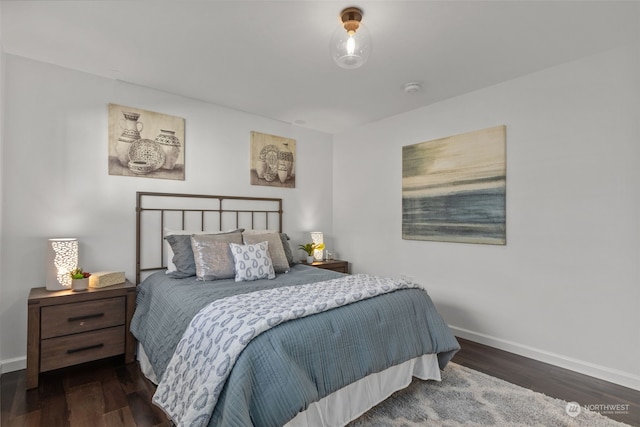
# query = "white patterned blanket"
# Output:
<box><xmin>152</xmin><ymin>274</ymin><xmax>417</xmax><ymax>427</ymax></box>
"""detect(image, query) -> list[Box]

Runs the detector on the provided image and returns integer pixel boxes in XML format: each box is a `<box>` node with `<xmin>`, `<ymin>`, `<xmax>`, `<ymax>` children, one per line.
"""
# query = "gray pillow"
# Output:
<box><xmin>191</xmin><ymin>235</ymin><xmax>242</xmax><ymax>280</ymax></box>
<box><xmin>243</xmin><ymin>232</ymin><xmax>290</xmax><ymax>273</ymax></box>
<box><xmin>165</xmin><ymin>229</ymin><xmax>243</xmax><ymax>278</ymax></box>
<box><xmin>280</xmin><ymin>233</ymin><xmax>295</xmax><ymax>266</ymax></box>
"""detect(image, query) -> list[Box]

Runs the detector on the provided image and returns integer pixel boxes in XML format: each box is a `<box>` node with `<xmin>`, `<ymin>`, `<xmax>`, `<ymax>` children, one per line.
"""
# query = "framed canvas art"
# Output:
<box><xmin>402</xmin><ymin>125</ymin><xmax>506</xmax><ymax>245</ymax></box>
<box><xmin>250</xmin><ymin>131</ymin><xmax>296</xmax><ymax>188</ymax></box>
<box><xmin>108</xmin><ymin>104</ymin><xmax>185</xmax><ymax>180</ymax></box>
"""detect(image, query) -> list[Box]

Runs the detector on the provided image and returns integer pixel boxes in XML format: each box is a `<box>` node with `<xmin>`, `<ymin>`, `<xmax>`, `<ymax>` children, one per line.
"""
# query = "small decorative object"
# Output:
<box><xmin>250</xmin><ymin>131</ymin><xmax>296</xmax><ymax>188</ymax></box>
<box><xmin>128</xmin><ymin>138</ymin><xmax>166</xmax><ymax>173</ymax></box>
<box><xmin>89</xmin><ymin>271</ymin><xmax>126</xmax><ymax>289</ymax></box>
<box><xmin>155</xmin><ymin>129</ymin><xmax>181</xmax><ymax>170</ymax></box>
<box><xmin>45</xmin><ymin>238</ymin><xmax>78</xmax><ymax>291</ymax></box>
<box><xmin>108</xmin><ymin>104</ymin><xmax>185</xmax><ymax>180</ymax></box>
<box><xmin>277</xmin><ymin>142</ymin><xmax>294</xmax><ymax>183</ymax></box>
<box><xmin>128</xmin><ymin>160</ymin><xmax>154</xmax><ymax>174</ymax></box>
<box><xmin>298</xmin><ymin>242</ymin><xmax>325</xmax><ymax>264</ymax></box>
<box><xmin>115</xmin><ymin>110</ymin><xmax>143</xmax><ymax>166</ymax></box>
<box><xmin>326</xmin><ymin>251</ymin><xmax>334</xmax><ymax>261</ymax></box>
<box><xmin>310</xmin><ymin>231</ymin><xmax>324</xmax><ymax>261</ymax></box>
<box><xmin>70</xmin><ymin>268</ymin><xmax>91</xmax><ymax>292</ymax></box>
<box><xmin>260</xmin><ymin>144</ymin><xmax>279</xmax><ymax>182</ymax></box>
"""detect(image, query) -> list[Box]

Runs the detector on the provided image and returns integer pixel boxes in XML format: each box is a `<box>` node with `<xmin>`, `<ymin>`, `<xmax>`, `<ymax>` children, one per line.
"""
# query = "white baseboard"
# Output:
<box><xmin>451</xmin><ymin>326</ymin><xmax>640</xmax><ymax>391</ymax></box>
<box><xmin>1</xmin><ymin>356</ymin><xmax>26</xmax><ymax>374</ymax></box>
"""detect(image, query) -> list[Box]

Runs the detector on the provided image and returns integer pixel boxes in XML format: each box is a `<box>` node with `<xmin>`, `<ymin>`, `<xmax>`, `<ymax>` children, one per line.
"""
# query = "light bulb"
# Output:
<box><xmin>346</xmin><ymin>36</ymin><xmax>356</xmax><ymax>55</ymax></box>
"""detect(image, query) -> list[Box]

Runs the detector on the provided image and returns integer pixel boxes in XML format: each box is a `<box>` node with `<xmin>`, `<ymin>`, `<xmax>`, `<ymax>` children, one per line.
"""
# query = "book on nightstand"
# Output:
<box><xmin>89</xmin><ymin>271</ymin><xmax>126</xmax><ymax>288</ymax></box>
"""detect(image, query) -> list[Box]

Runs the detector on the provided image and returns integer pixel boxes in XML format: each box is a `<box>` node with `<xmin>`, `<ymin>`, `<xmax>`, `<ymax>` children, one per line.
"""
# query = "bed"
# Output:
<box><xmin>130</xmin><ymin>192</ymin><xmax>460</xmax><ymax>427</ymax></box>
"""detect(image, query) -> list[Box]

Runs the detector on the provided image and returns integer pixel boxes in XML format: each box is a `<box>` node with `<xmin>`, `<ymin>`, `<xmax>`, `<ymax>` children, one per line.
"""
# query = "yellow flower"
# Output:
<box><xmin>298</xmin><ymin>242</ymin><xmax>325</xmax><ymax>256</ymax></box>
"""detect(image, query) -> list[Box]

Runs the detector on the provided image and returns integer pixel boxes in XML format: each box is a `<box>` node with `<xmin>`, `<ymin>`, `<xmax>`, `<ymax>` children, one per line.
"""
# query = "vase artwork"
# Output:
<box><xmin>116</xmin><ymin>111</ymin><xmax>143</xmax><ymax>166</ymax></box>
<box><xmin>250</xmin><ymin>131</ymin><xmax>296</xmax><ymax>188</ymax></box>
<box><xmin>108</xmin><ymin>104</ymin><xmax>185</xmax><ymax>181</ymax></box>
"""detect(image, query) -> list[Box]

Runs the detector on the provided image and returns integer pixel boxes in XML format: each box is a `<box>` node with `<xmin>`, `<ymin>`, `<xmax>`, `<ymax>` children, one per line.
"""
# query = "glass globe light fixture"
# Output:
<box><xmin>330</xmin><ymin>7</ymin><xmax>372</xmax><ymax>69</ymax></box>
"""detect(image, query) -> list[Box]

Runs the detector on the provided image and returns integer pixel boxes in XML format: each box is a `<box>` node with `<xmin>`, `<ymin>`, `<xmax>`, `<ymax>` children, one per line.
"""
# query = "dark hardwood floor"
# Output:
<box><xmin>453</xmin><ymin>338</ymin><xmax>639</xmax><ymax>426</ymax></box>
<box><xmin>1</xmin><ymin>337</ymin><xmax>638</xmax><ymax>426</ymax></box>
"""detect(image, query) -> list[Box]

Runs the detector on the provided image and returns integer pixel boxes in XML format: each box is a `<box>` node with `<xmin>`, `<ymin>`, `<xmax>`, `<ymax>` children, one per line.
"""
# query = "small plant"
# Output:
<box><xmin>298</xmin><ymin>242</ymin><xmax>325</xmax><ymax>257</ymax></box>
<box><xmin>70</xmin><ymin>268</ymin><xmax>91</xmax><ymax>279</ymax></box>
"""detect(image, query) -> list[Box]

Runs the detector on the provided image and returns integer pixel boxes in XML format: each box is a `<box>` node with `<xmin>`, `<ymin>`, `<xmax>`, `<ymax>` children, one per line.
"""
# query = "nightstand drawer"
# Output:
<box><xmin>40</xmin><ymin>326</ymin><xmax>125</xmax><ymax>372</ymax></box>
<box><xmin>41</xmin><ymin>297</ymin><xmax>125</xmax><ymax>339</ymax></box>
<box><xmin>310</xmin><ymin>260</ymin><xmax>349</xmax><ymax>274</ymax></box>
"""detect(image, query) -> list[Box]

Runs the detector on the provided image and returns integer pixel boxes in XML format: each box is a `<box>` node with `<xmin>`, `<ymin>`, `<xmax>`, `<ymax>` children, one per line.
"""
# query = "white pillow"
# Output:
<box><xmin>242</xmin><ymin>229</ymin><xmax>279</xmax><ymax>235</ymax></box>
<box><xmin>229</xmin><ymin>242</ymin><xmax>276</xmax><ymax>282</ymax></box>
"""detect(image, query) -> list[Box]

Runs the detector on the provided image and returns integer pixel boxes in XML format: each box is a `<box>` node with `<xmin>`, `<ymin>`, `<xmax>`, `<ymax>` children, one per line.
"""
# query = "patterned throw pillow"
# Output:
<box><xmin>229</xmin><ymin>242</ymin><xmax>276</xmax><ymax>282</ymax></box>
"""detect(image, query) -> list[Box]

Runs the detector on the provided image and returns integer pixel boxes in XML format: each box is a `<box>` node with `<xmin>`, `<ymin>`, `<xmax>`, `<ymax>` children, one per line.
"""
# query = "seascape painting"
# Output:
<box><xmin>402</xmin><ymin>125</ymin><xmax>506</xmax><ymax>245</ymax></box>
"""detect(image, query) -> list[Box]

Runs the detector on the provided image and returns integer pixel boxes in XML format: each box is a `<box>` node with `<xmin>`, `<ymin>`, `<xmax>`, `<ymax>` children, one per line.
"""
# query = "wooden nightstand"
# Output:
<box><xmin>309</xmin><ymin>260</ymin><xmax>349</xmax><ymax>274</ymax></box>
<box><xmin>26</xmin><ymin>280</ymin><xmax>136</xmax><ymax>389</ymax></box>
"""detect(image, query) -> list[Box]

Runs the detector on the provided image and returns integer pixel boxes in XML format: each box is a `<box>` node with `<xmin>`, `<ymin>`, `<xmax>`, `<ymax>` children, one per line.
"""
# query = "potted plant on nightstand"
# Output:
<box><xmin>298</xmin><ymin>242</ymin><xmax>325</xmax><ymax>264</ymax></box>
<box><xmin>70</xmin><ymin>268</ymin><xmax>91</xmax><ymax>292</ymax></box>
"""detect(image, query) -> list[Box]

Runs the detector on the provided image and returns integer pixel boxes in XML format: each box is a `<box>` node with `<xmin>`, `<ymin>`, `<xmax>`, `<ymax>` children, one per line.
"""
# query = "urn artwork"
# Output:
<box><xmin>250</xmin><ymin>131</ymin><xmax>296</xmax><ymax>188</ymax></box>
<box><xmin>109</xmin><ymin>104</ymin><xmax>185</xmax><ymax>180</ymax></box>
<box><xmin>116</xmin><ymin>111</ymin><xmax>143</xmax><ymax>166</ymax></box>
<box><xmin>155</xmin><ymin>129</ymin><xmax>181</xmax><ymax>170</ymax></box>
<box><xmin>277</xmin><ymin>142</ymin><xmax>293</xmax><ymax>183</ymax></box>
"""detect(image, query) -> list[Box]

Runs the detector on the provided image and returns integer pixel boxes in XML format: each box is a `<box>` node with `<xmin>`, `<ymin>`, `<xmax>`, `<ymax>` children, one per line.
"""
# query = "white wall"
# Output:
<box><xmin>334</xmin><ymin>43</ymin><xmax>640</xmax><ymax>389</ymax></box>
<box><xmin>0</xmin><ymin>56</ymin><xmax>334</xmax><ymax>372</ymax></box>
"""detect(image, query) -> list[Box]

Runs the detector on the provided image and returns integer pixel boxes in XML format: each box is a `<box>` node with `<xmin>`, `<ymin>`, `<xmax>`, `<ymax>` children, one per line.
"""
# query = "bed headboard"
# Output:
<box><xmin>136</xmin><ymin>192</ymin><xmax>283</xmax><ymax>284</ymax></box>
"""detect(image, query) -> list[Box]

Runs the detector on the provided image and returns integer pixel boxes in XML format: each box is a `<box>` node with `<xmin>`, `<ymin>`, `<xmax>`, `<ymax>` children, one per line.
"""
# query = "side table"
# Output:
<box><xmin>26</xmin><ymin>280</ymin><xmax>136</xmax><ymax>389</ymax></box>
<box><xmin>309</xmin><ymin>259</ymin><xmax>349</xmax><ymax>274</ymax></box>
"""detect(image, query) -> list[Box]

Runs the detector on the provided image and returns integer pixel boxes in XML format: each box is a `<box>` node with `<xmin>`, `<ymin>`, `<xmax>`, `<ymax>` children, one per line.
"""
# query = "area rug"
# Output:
<box><xmin>348</xmin><ymin>362</ymin><xmax>630</xmax><ymax>427</ymax></box>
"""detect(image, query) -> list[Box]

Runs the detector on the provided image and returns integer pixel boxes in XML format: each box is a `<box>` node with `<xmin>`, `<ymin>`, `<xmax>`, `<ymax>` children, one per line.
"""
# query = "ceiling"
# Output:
<box><xmin>1</xmin><ymin>1</ymin><xmax>638</xmax><ymax>134</ymax></box>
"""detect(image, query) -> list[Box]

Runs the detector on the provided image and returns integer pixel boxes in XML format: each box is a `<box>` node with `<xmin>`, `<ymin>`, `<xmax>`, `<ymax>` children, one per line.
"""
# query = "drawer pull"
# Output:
<box><xmin>68</xmin><ymin>313</ymin><xmax>104</xmax><ymax>322</ymax></box>
<box><xmin>67</xmin><ymin>343</ymin><xmax>104</xmax><ymax>354</ymax></box>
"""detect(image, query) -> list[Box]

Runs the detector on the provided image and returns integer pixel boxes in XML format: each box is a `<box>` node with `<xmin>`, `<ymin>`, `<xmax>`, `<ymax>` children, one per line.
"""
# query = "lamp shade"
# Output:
<box><xmin>310</xmin><ymin>231</ymin><xmax>324</xmax><ymax>261</ymax></box>
<box><xmin>45</xmin><ymin>238</ymin><xmax>78</xmax><ymax>291</ymax></box>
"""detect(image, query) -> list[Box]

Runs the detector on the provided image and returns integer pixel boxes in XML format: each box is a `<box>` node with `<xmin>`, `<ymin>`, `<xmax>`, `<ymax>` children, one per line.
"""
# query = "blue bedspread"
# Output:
<box><xmin>130</xmin><ymin>265</ymin><xmax>460</xmax><ymax>427</ymax></box>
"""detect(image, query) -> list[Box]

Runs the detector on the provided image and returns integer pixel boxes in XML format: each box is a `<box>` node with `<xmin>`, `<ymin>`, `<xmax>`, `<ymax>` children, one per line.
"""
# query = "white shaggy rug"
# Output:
<box><xmin>348</xmin><ymin>362</ymin><xmax>632</xmax><ymax>427</ymax></box>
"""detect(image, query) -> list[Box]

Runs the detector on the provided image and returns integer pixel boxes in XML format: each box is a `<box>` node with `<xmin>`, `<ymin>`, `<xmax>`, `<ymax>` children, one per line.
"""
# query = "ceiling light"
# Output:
<box><xmin>330</xmin><ymin>7</ymin><xmax>372</xmax><ymax>69</ymax></box>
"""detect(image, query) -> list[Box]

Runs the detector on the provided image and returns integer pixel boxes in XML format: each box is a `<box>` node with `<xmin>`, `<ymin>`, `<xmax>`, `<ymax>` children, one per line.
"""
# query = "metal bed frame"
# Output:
<box><xmin>135</xmin><ymin>191</ymin><xmax>283</xmax><ymax>284</ymax></box>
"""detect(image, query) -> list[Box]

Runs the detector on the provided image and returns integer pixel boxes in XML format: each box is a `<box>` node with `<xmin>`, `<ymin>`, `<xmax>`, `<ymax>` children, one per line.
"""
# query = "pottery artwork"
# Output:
<box><xmin>128</xmin><ymin>139</ymin><xmax>166</xmax><ymax>174</ymax></box>
<box><xmin>255</xmin><ymin>159</ymin><xmax>267</xmax><ymax>178</ymax></box>
<box><xmin>128</xmin><ymin>160</ymin><xmax>154</xmax><ymax>175</ymax></box>
<box><xmin>155</xmin><ymin>129</ymin><xmax>181</xmax><ymax>170</ymax></box>
<box><xmin>277</xmin><ymin>142</ymin><xmax>294</xmax><ymax>183</ymax></box>
<box><xmin>259</xmin><ymin>144</ymin><xmax>279</xmax><ymax>182</ymax></box>
<box><xmin>116</xmin><ymin>111</ymin><xmax>144</xmax><ymax>166</ymax></box>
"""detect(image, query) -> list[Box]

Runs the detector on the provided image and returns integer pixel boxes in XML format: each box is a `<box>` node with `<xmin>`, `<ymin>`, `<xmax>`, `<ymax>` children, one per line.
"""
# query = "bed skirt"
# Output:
<box><xmin>137</xmin><ymin>343</ymin><xmax>440</xmax><ymax>427</ymax></box>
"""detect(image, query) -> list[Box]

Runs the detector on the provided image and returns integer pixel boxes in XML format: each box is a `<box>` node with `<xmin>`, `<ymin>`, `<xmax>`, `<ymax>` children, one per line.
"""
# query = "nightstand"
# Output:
<box><xmin>309</xmin><ymin>260</ymin><xmax>349</xmax><ymax>274</ymax></box>
<box><xmin>26</xmin><ymin>280</ymin><xmax>136</xmax><ymax>389</ymax></box>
